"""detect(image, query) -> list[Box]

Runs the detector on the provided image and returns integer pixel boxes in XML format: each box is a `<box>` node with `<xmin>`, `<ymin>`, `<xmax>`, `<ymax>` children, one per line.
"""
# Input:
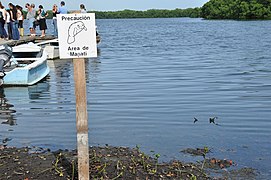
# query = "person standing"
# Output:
<box><xmin>52</xmin><ymin>4</ymin><xmax>58</xmax><ymax>37</ymax></box>
<box><xmin>31</xmin><ymin>3</ymin><xmax>37</xmax><ymax>35</ymax></box>
<box><xmin>8</xmin><ymin>3</ymin><xmax>19</xmax><ymax>40</ymax></box>
<box><xmin>0</xmin><ymin>2</ymin><xmax>8</xmax><ymax>39</ymax></box>
<box><xmin>6</xmin><ymin>9</ymin><xmax>12</xmax><ymax>39</ymax></box>
<box><xmin>58</xmin><ymin>1</ymin><xmax>67</xmax><ymax>14</ymax></box>
<box><xmin>16</xmin><ymin>5</ymin><xmax>24</xmax><ymax>37</ymax></box>
<box><xmin>37</xmin><ymin>5</ymin><xmax>47</xmax><ymax>37</ymax></box>
<box><xmin>25</xmin><ymin>3</ymin><xmax>35</xmax><ymax>36</ymax></box>
<box><xmin>80</xmin><ymin>4</ymin><xmax>87</xmax><ymax>13</ymax></box>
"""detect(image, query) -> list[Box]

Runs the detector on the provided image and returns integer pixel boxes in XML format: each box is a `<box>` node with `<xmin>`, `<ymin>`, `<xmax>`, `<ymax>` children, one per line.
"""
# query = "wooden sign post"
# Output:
<box><xmin>57</xmin><ymin>13</ymin><xmax>97</xmax><ymax>180</ymax></box>
<box><xmin>74</xmin><ymin>58</ymin><xmax>89</xmax><ymax>180</ymax></box>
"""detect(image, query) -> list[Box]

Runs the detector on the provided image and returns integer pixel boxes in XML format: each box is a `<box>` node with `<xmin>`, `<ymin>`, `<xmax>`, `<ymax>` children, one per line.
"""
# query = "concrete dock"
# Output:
<box><xmin>0</xmin><ymin>35</ymin><xmax>56</xmax><ymax>47</ymax></box>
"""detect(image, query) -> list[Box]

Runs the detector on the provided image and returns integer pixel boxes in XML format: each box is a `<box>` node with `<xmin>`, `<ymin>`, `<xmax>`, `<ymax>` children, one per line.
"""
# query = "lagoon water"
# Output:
<box><xmin>1</xmin><ymin>18</ymin><xmax>271</xmax><ymax>178</ymax></box>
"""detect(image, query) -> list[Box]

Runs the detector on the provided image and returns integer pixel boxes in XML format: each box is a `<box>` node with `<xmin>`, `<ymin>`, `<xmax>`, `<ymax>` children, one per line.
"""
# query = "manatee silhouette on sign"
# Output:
<box><xmin>67</xmin><ymin>21</ymin><xmax>87</xmax><ymax>44</ymax></box>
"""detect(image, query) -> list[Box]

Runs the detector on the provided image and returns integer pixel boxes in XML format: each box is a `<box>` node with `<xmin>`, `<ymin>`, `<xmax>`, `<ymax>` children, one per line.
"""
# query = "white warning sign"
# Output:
<box><xmin>57</xmin><ymin>13</ymin><xmax>97</xmax><ymax>59</ymax></box>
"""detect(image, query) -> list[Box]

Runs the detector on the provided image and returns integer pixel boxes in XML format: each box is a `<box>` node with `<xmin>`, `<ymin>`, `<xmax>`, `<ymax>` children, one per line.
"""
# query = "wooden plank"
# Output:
<box><xmin>73</xmin><ymin>58</ymin><xmax>89</xmax><ymax>180</ymax></box>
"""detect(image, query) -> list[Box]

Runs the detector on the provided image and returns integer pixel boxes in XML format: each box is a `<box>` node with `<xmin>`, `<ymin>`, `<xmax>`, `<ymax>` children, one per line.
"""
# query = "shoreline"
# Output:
<box><xmin>0</xmin><ymin>145</ymin><xmax>257</xmax><ymax>179</ymax></box>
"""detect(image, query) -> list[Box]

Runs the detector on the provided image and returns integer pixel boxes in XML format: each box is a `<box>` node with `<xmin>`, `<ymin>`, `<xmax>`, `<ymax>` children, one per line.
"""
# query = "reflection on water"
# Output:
<box><xmin>0</xmin><ymin>83</ymin><xmax>49</xmax><ymax>145</ymax></box>
<box><xmin>0</xmin><ymin>88</ymin><xmax>16</xmax><ymax>126</ymax></box>
<box><xmin>0</xmin><ymin>58</ymin><xmax>103</xmax><ymax>150</ymax></box>
<box><xmin>85</xmin><ymin>56</ymin><xmax>101</xmax><ymax>85</ymax></box>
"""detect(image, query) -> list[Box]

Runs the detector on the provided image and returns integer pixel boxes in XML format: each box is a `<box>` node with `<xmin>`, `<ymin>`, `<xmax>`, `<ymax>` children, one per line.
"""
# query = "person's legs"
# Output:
<box><xmin>19</xmin><ymin>20</ymin><xmax>24</xmax><ymax>37</ymax></box>
<box><xmin>0</xmin><ymin>20</ymin><xmax>7</xmax><ymax>38</ymax></box>
<box><xmin>30</xmin><ymin>28</ymin><xmax>33</xmax><ymax>35</ymax></box>
<box><xmin>0</xmin><ymin>21</ymin><xmax>3</xmax><ymax>38</ymax></box>
<box><xmin>7</xmin><ymin>22</ymin><xmax>12</xmax><ymax>39</ymax></box>
<box><xmin>29</xmin><ymin>18</ymin><xmax>36</xmax><ymax>36</ymax></box>
<box><xmin>2</xmin><ymin>24</ymin><xmax>8</xmax><ymax>38</ymax></box>
<box><xmin>39</xmin><ymin>19</ymin><xmax>46</xmax><ymax>37</ymax></box>
<box><xmin>32</xmin><ymin>25</ymin><xmax>36</xmax><ymax>36</ymax></box>
<box><xmin>41</xmin><ymin>29</ymin><xmax>45</xmax><ymax>37</ymax></box>
<box><xmin>52</xmin><ymin>18</ymin><xmax>58</xmax><ymax>37</ymax></box>
<box><xmin>12</xmin><ymin>21</ymin><xmax>20</xmax><ymax>40</ymax></box>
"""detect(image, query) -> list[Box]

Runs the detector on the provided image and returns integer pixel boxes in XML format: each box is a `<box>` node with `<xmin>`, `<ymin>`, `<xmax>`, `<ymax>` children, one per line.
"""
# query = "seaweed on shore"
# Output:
<box><xmin>0</xmin><ymin>145</ymin><xmax>209</xmax><ymax>179</ymax></box>
<box><xmin>0</xmin><ymin>145</ymin><xmax>257</xmax><ymax>179</ymax></box>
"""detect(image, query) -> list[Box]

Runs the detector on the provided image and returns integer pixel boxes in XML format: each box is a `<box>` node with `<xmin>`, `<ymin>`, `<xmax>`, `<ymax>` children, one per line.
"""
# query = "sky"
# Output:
<box><xmin>0</xmin><ymin>0</ymin><xmax>209</xmax><ymax>11</ymax></box>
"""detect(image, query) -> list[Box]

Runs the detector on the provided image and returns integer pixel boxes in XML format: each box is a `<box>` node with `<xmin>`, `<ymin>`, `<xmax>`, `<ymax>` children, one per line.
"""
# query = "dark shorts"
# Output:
<box><xmin>18</xmin><ymin>20</ymin><xmax>23</xmax><ymax>28</ymax></box>
<box><xmin>39</xmin><ymin>18</ymin><xmax>47</xmax><ymax>30</ymax></box>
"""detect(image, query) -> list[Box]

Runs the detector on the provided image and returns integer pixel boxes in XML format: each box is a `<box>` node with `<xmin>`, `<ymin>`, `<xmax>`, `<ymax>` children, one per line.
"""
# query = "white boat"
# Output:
<box><xmin>1</xmin><ymin>43</ymin><xmax>50</xmax><ymax>86</ymax></box>
<box><xmin>36</xmin><ymin>39</ymin><xmax>59</xmax><ymax>60</ymax></box>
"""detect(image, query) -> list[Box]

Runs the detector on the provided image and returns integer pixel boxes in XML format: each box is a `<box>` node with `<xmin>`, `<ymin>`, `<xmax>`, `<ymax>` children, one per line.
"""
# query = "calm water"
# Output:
<box><xmin>1</xmin><ymin>18</ymin><xmax>271</xmax><ymax>178</ymax></box>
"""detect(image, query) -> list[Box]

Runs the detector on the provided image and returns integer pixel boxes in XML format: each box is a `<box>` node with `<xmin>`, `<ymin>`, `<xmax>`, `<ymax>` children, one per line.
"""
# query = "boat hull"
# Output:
<box><xmin>3</xmin><ymin>52</ymin><xmax>50</xmax><ymax>86</ymax></box>
<box><xmin>44</xmin><ymin>46</ymin><xmax>59</xmax><ymax>60</ymax></box>
<box><xmin>36</xmin><ymin>39</ymin><xmax>60</xmax><ymax>60</ymax></box>
<box><xmin>3</xmin><ymin>60</ymin><xmax>50</xmax><ymax>86</ymax></box>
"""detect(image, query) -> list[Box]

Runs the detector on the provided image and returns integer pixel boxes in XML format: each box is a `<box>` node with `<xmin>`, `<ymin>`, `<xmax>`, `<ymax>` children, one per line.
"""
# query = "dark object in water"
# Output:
<box><xmin>181</xmin><ymin>147</ymin><xmax>210</xmax><ymax>156</ymax></box>
<box><xmin>209</xmin><ymin>117</ymin><xmax>218</xmax><ymax>125</ymax></box>
<box><xmin>194</xmin><ymin>117</ymin><xmax>198</xmax><ymax>123</ymax></box>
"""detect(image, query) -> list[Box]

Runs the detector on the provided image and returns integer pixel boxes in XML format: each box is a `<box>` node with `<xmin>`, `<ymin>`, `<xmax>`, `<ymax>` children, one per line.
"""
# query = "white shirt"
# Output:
<box><xmin>0</xmin><ymin>9</ymin><xmax>6</xmax><ymax>21</ymax></box>
<box><xmin>17</xmin><ymin>10</ymin><xmax>23</xmax><ymax>21</ymax></box>
<box><xmin>6</xmin><ymin>11</ymin><xmax>10</xmax><ymax>23</ymax></box>
<box><xmin>81</xmin><ymin>9</ymin><xmax>87</xmax><ymax>13</ymax></box>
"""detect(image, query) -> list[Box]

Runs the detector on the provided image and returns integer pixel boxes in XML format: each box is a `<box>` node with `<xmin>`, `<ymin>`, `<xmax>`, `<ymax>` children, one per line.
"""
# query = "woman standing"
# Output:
<box><xmin>0</xmin><ymin>2</ymin><xmax>8</xmax><ymax>39</ymax></box>
<box><xmin>80</xmin><ymin>4</ymin><xmax>87</xmax><ymax>13</ymax></box>
<box><xmin>6</xmin><ymin>9</ymin><xmax>12</xmax><ymax>39</ymax></box>
<box><xmin>8</xmin><ymin>3</ymin><xmax>19</xmax><ymax>40</ymax></box>
<box><xmin>16</xmin><ymin>5</ymin><xmax>24</xmax><ymax>37</ymax></box>
<box><xmin>37</xmin><ymin>5</ymin><xmax>47</xmax><ymax>37</ymax></box>
<box><xmin>52</xmin><ymin>4</ymin><xmax>58</xmax><ymax>37</ymax></box>
<box><xmin>25</xmin><ymin>3</ymin><xmax>36</xmax><ymax>36</ymax></box>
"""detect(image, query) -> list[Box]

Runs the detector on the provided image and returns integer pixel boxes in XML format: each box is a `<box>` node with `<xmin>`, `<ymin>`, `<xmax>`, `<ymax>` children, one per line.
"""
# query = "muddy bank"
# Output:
<box><xmin>0</xmin><ymin>145</ymin><xmax>256</xmax><ymax>179</ymax></box>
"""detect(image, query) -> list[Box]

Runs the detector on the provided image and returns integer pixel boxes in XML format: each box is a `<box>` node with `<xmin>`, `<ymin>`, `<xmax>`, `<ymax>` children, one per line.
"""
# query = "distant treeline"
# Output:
<box><xmin>22</xmin><ymin>8</ymin><xmax>201</xmax><ymax>19</ymax></box>
<box><xmin>201</xmin><ymin>0</ymin><xmax>271</xmax><ymax>19</ymax></box>
<box><xmin>21</xmin><ymin>9</ymin><xmax>199</xmax><ymax>19</ymax></box>
<box><xmin>89</xmin><ymin>8</ymin><xmax>201</xmax><ymax>19</ymax></box>
<box><xmin>23</xmin><ymin>0</ymin><xmax>271</xmax><ymax>20</ymax></box>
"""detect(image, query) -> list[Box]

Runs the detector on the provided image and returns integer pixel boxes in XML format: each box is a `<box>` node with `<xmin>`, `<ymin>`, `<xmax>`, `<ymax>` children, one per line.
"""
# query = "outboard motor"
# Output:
<box><xmin>0</xmin><ymin>44</ymin><xmax>13</xmax><ymax>85</ymax></box>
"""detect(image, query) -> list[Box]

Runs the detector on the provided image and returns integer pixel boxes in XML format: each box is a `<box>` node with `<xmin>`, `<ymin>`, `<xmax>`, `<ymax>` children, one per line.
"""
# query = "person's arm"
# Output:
<box><xmin>21</xmin><ymin>10</ymin><xmax>24</xmax><ymax>20</ymax></box>
<box><xmin>58</xmin><ymin>7</ymin><xmax>62</xmax><ymax>14</ymax></box>
<box><xmin>10</xmin><ymin>10</ymin><xmax>14</xmax><ymax>21</ymax></box>
<box><xmin>3</xmin><ymin>10</ymin><xmax>7</xmax><ymax>23</ymax></box>
<box><xmin>16</xmin><ymin>10</ymin><xmax>20</xmax><ymax>20</ymax></box>
<box><xmin>26</xmin><ymin>10</ymin><xmax>29</xmax><ymax>19</ymax></box>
